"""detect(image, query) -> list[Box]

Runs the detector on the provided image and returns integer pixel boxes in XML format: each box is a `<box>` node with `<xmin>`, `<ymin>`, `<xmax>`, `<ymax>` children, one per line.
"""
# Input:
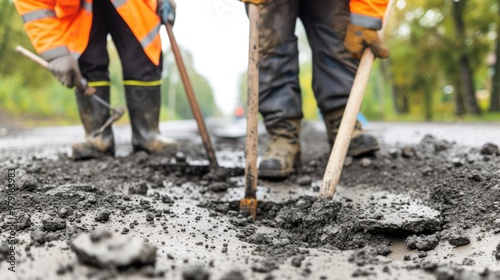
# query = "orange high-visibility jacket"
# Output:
<box><xmin>350</xmin><ymin>0</ymin><xmax>389</xmax><ymax>30</ymax></box>
<box><xmin>14</xmin><ymin>0</ymin><xmax>162</xmax><ymax>65</ymax></box>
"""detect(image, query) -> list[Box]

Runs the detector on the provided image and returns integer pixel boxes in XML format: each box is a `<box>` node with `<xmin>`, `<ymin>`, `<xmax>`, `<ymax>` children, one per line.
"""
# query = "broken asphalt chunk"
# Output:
<box><xmin>480</xmin><ymin>143</ymin><xmax>499</xmax><ymax>155</ymax></box>
<box><xmin>70</xmin><ymin>231</ymin><xmax>156</xmax><ymax>268</ymax></box>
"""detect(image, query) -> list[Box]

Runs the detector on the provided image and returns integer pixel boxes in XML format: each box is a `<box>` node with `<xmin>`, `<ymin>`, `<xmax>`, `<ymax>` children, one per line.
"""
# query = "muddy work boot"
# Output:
<box><xmin>125</xmin><ymin>86</ymin><xmax>178</xmax><ymax>156</ymax></box>
<box><xmin>72</xmin><ymin>87</ymin><xmax>115</xmax><ymax>160</ymax></box>
<box><xmin>258</xmin><ymin>119</ymin><xmax>301</xmax><ymax>179</ymax></box>
<box><xmin>323</xmin><ymin>108</ymin><xmax>380</xmax><ymax>157</ymax></box>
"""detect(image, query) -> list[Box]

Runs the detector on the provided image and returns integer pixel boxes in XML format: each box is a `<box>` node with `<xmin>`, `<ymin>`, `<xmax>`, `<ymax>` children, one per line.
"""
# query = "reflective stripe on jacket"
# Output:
<box><xmin>14</xmin><ymin>0</ymin><xmax>162</xmax><ymax>65</ymax></box>
<box><xmin>350</xmin><ymin>0</ymin><xmax>389</xmax><ymax>30</ymax></box>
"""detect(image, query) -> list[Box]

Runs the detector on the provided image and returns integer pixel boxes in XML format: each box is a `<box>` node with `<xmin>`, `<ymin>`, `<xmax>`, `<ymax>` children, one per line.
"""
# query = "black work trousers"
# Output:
<box><xmin>78</xmin><ymin>0</ymin><xmax>162</xmax><ymax>84</ymax></box>
<box><xmin>256</xmin><ymin>0</ymin><xmax>359</xmax><ymax>126</ymax></box>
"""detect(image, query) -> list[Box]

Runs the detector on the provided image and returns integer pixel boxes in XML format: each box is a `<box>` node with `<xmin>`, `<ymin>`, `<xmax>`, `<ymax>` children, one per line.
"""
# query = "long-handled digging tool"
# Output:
<box><xmin>319</xmin><ymin>0</ymin><xmax>394</xmax><ymax>200</ymax></box>
<box><xmin>239</xmin><ymin>2</ymin><xmax>260</xmax><ymax>220</ymax></box>
<box><xmin>166</xmin><ymin>24</ymin><xmax>219</xmax><ymax>170</ymax></box>
<box><xmin>15</xmin><ymin>46</ymin><xmax>126</xmax><ymax>137</ymax></box>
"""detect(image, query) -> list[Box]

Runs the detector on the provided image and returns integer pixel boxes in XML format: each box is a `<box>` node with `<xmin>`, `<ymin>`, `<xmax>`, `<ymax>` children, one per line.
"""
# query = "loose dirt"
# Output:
<box><xmin>0</xmin><ymin>122</ymin><xmax>499</xmax><ymax>280</ymax></box>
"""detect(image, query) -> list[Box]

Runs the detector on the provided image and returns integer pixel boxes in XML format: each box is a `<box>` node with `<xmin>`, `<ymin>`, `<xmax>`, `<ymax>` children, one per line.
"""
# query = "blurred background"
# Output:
<box><xmin>0</xmin><ymin>0</ymin><xmax>499</xmax><ymax>129</ymax></box>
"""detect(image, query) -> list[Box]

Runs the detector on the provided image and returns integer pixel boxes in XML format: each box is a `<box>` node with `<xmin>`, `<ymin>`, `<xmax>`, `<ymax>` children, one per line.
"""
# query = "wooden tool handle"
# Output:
<box><xmin>15</xmin><ymin>45</ymin><xmax>97</xmax><ymax>96</ymax></box>
<box><xmin>319</xmin><ymin>0</ymin><xmax>395</xmax><ymax>199</ymax></box>
<box><xmin>15</xmin><ymin>46</ymin><xmax>49</xmax><ymax>69</ymax></box>
<box><xmin>243</xmin><ymin>3</ymin><xmax>260</xmax><ymax>199</ymax></box>
<box><xmin>166</xmin><ymin>24</ymin><xmax>219</xmax><ymax>169</ymax></box>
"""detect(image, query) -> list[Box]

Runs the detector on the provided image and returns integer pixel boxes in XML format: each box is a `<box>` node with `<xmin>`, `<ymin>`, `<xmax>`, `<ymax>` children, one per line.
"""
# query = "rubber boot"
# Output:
<box><xmin>72</xmin><ymin>87</ymin><xmax>115</xmax><ymax>160</ymax></box>
<box><xmin>258</xmin><ymin>119</ymin><xmax>301</xmax><ymax>179</ymax></box>
<box><xmin>125</xmin><ymin>86</ymin><xmax>178</xmax><ymax>156</ymax></box>
<box><xmin>323</xmin><ymin>108</ymin><xmax>380</xmax><ymax>157</ymax></box>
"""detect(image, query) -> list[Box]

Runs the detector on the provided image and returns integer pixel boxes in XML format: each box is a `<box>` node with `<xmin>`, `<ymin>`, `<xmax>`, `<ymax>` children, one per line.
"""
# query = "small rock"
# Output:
<box><xmin>20</xmin><ymin>174</ymin><xmax>39</xmax><ymax>191</ymax></box>
<box><xmin>468</xmin><ymin>172</ymin><xmax>482</xmax><ymax>182</ymax></box>
<box><xmin>352</xmin><ymin>269</ymin><xmax>375</xmax><ymax>277</ymax></box>
<box><xmin>182</xmin><ymin>266</ymin><xmax>210</xmax><ymax>280</ymax></box>
<box><xmin>56</xmin><ymin>265</ymin><xmax>67</xmax><ymax>275</ymax></box>
<box><xmin>405</xmin><ymin>233</ymin><xmax>440</xmax><ymax>251</ymax></box>
<box><xmin>448</xmin><ymin>234</ymin><xmax>470</xmax><ymax>247</ymax></box>
<box><xmin>0</xmin><ymin>243</ymin><xmax>9</xmax><ymax>261</ymax></box>
<box><xmin>388</xmin><ymin>149</ymin><xmax>398</xmax><ymax>158</ymax></box>
<box><xmin>401</xmin><ymin>146</ymin><xmax>416</xmax><ymax>158</ymax></box>
<box><xmin>70</xmin><ymin>231</ymin><xmax>156</xmax><ymax>268</ymax></box>
<box><xmin>31</xmin><ymin>228</ymin><xmax>46</xmax><ymax>246</ymax></box>
<box><xmin>297</xmin><ymin>176</ymin><xmax>312</xmax><ymax>186</ymax></box>
<box><xmin>421</xmin><ymin>135</ymin><xmax>436</xmax><ymax>144</ymax></box>
<box><xmin>208</xmin><ymin>182</ymin><xmax>230</xmax><ymax>193</ymax></box>
<box><xmin>421</xmin><ymin>167</ymin><xmax>433</xmax><ymax>176</ymax></box>
<box><xmin>291</xmin><ymin>256</ymin><xmax>305</xmax><ymax>268</ymax></box>
<box><xmin>16</xmin><ymin>213</ymin><xmax>31</xmax><ymax>230</ymax></box>
<box><xmin>451</xmin><ymin>158</ymin><xmax>464</xmax><ymax>167</ymax></box>
<box><xmin>220</xmin><ymin>270</ymin><xmax>245</xmax><ymax>280</ymax></box>
<box><xmin>175</xmin><ymin>152</ymin><xmax>187</xmax><ymax>163</ymax></box>
<box><xmin>58</xmin><ymin>207</ymin><xmax>72</xmax><ymax>219</ymax></box>
<box><xmin>435</xmin><ymin>267</ymin><xmax>455</xmax><ymax>280</ymax></box>
<box><xmin>360</xmin><ymin>158</ymin><xmax>372</xmax><ymax>168</ymax></box>
<box><xmin>42</xmin><ymin>215</ymin><xmax>67</xmax><ymax>232</ymax></box>
<box><xmin>375</xmin><ymin>245</ymin><xmax>392</xmax><ymax>256</ymax></box>
<box><xmin>462</xmin><ymin>258</ymin><xmax>475</xmax><ymax>266</ymax></box>
<box><xmin>251</xmin><ymin>259</ymin><xmax>277</xmax><ymax>273</ymax></box>
<box><xmin>129</xmin><ymin>182</ymin><xmax>148</xmax><ymax>195</ymax></box>
<box><xmin>418</xmin><ymin>251</ymin><xmax>427</xmax><ymax>258</ymax></box>
<box><xmin>161</xmin><ymin>195</ymin><xmax>174</xmax><ymax>204</ymax></box>
<box><xmin>434</xmin><ymin>141</ymin><xmax>450</xmax><ymax>152</ymax></box>
<box><xmin>348</xmin><ymin>247</ymin><xmax>380</xmax><ymax>266</ymax></box>
<box><xmin>94</xmin><ymin>210</ymin><xmax>111</xmax><ymax>223</ymax></box>
<box><xmin>141</xmin><ymin>265</ymin><xmax>155</xmax><ymax>277</ymax></box>
<box><xmin>480</xmin><ymin>143</ymin><xmax>499</xmax><ymax>155</ymax></box>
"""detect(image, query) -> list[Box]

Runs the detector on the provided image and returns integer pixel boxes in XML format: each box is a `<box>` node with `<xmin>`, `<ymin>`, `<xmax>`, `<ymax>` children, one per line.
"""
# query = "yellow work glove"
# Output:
<box><xmin>344</xmin><ymin>24</ymin><xmax>389</xmax><ymax>60</ymax></box>
<box><xmin>240</xmin><ymin>0</ymin><xmax>267</xmax><ymax>4</ymax></box>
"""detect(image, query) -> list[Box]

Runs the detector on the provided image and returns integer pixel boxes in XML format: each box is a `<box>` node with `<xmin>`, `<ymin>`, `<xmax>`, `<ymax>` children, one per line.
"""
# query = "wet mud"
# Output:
<box><xmin>0</xmin><ymin>122</ymin><xmax>499</xmax><ymax>279</ymax></box>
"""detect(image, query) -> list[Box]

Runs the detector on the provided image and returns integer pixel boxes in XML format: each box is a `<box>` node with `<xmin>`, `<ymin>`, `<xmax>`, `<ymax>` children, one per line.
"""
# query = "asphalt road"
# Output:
<box><xmin>1</xmin><ymin>120</ymin><xmax>499</xmax><ymax>154</ymax></box>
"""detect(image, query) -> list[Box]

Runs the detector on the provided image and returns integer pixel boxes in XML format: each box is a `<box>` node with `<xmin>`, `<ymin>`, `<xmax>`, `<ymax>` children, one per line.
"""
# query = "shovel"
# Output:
<box><xmin>319</xmin><ymin>0</ymin><xmax>395</xmax><ymax>199</ymax></box>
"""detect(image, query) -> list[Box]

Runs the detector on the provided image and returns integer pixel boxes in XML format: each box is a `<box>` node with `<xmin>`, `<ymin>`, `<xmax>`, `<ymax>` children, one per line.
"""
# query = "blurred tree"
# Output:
<box><xmin>490</xmin><ymin>0</ymin><xmax>500</xmax><ymax>112</ymax></box>
<box><xmin>0</xmin><ymin>1</ymin><xmax>221</xmax><ymax>125</ymax></box>
<box><xmin>452</xmin><ymin>0</ymin><xmax>481</xmax><ymax>115</ymax></box>
<box><xmin>386</xmin><ymin>0</ymin><xmax>495</xmax><ymax>118</ymax></box>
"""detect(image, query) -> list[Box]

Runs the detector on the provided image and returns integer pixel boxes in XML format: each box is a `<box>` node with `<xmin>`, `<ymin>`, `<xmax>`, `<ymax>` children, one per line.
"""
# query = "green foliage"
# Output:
<box><xmin>0</xmin><ymin>0</ymin><xmax>221</xmax><ymax>126</ymax></box>
<box><xmin>237</xmin><ymin>0</ymin><xmax>500</xmax><ymax>122</ymax></box>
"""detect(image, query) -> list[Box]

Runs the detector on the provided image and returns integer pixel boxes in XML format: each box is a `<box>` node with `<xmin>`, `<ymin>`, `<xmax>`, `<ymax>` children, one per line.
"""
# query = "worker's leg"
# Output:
<box><xmin>300</xmin><ymin>0</ymin><xmax>380</xmax><ymax>157</ymax></box>
<box><xmin>254</xmin><ymin>0</ymin><xmax>302</xmax><ymax>179</ymax></box>
<box><xmin>104</xmin><ymin>0</ymin><xmax>177</xmax><ymax>155</ymax></box>
<box><xmin>74</xmin><ymin>0</ymin><xmax>115</xmax><ymax>160</ymax></box>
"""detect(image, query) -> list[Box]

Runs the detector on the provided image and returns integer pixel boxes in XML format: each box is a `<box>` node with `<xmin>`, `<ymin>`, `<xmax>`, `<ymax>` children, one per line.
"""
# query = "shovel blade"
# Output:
<box><xmin>239</xmin><ymin>198</ymin><xmax>258</xmax><ymax>220</ymax></box>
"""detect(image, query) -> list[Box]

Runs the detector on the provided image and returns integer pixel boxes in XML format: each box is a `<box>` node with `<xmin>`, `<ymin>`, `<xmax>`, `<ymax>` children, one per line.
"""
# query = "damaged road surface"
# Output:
<box><xmin>0</xmin><ymin>121</ymin><xmax>500</xmax><ymax>280</ymax></box>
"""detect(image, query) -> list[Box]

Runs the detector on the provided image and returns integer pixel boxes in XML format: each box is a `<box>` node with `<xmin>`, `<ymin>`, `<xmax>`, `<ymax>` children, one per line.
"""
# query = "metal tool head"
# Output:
<box><xmin>113</xmin><ymin>107</ymin><xmax>127</xmax><ymax>120</ymax></box>
<box><xmin>239</xmin><ymin>198</ymin><xmax>258</xmax><ymax>220</ymax></box>
<box><xmin>91</xmin><ymin>107</ymin><xmax>127</xmax><ymax>138</ymax></box>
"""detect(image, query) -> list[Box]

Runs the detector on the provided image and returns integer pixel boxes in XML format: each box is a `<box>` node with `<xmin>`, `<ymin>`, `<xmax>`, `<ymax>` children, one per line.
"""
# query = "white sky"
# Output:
<box><xmin>160</xmin><ymin>0</ymin><xmax>250</xmax><ymax>115</ymax></box>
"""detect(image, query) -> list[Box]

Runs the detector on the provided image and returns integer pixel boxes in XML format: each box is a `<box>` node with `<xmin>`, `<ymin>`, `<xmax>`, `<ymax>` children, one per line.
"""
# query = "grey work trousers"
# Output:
<box><xmin>255</xmin><ymin>0</ymin><xmax>359</xmax><ymax>126</ymax></box>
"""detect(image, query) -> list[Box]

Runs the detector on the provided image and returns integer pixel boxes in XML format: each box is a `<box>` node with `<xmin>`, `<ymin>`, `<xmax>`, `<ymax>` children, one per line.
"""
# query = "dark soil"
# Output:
<box><xmin>0</xmin><ymin>122</ymin><xmax>499</xmax><ymax>279</ymax></box>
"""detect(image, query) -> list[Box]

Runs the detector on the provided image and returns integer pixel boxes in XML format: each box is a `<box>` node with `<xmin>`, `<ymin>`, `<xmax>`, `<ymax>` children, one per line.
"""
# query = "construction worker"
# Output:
<box><xmin>14</xmin><ymin>0</ymin><xmax>178</xmax><ymax>160</ymax></box>
<box><xmin>242</xmin><ymin>0</ymin><xmax>389</xmax><ymax>179</ymax></box>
